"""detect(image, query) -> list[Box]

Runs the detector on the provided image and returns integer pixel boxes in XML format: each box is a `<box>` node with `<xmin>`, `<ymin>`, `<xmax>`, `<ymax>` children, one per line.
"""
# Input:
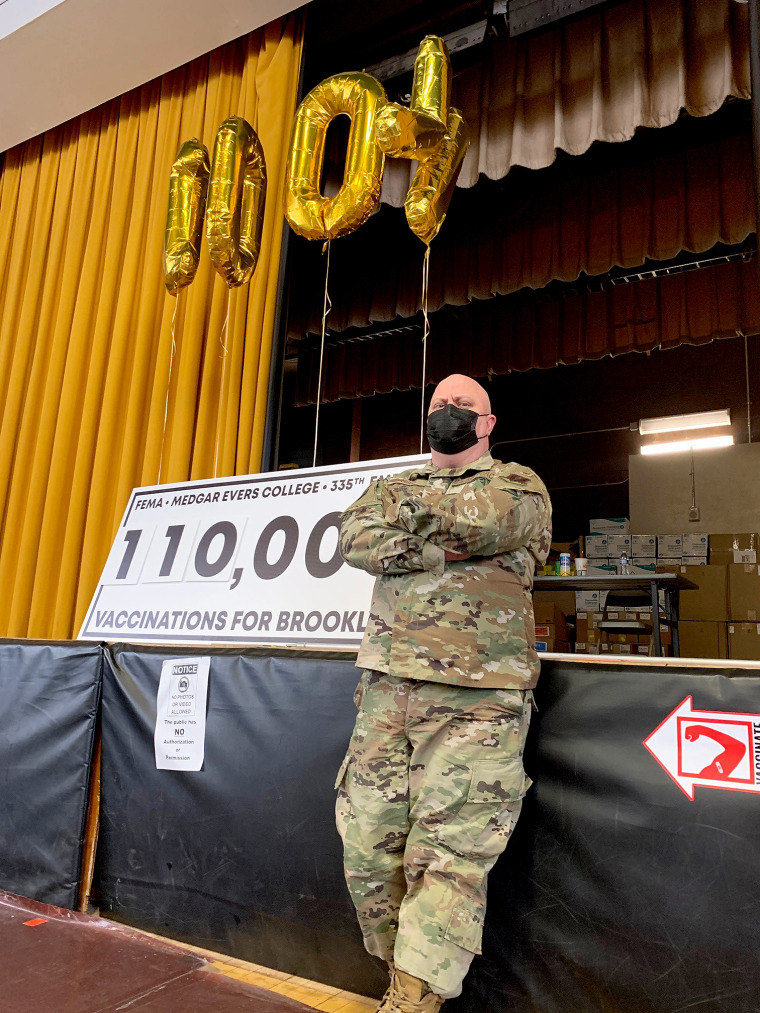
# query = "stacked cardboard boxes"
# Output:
<box><xmin>534</xmin><ymin>526</ymin><xmax>760</xmax><ymax>661</ymax></box>
<box><xmin>675</xmin><ymin>545</ymin><xmax>760</xmax><ymax>660</ymax></box>
<box><xmin>727</xmin><ymin>562</ymin><xmax>760</xmax><ymax>660</ymax></box>
<box><xmin>533</xmin><ymin>601</ymin><xmax>570</xmax><ymax>654</ymax></box>
<box><xmin>677</xmin><ymin>563</ymin><xmax>729</xmax><ymax>659</ymax></box>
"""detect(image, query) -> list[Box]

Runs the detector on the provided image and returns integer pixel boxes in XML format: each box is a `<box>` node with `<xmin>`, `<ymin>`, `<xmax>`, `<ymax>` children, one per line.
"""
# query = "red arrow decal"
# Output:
<box><xmin>643</xmin><ymin>696</ymin><xmax>760</xmax><ymax>800</ymax></box>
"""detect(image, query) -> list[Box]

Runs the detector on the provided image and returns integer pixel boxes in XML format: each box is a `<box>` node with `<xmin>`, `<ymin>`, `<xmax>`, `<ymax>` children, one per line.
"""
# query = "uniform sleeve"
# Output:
<box><xmin>388</xmin><ymin>479</ymin><xmax>550</xmax><ymax>558</ymax></box>
<box><xmin>339</xmin><ymin>481</ymin><xmax>446</xmax><ymax>576</ymax></box>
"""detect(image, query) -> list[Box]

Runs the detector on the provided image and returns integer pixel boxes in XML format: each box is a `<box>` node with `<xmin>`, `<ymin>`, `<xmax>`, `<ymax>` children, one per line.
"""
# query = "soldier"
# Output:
<box><xmin>336</xmin><ymin>374</ymin><xmax>552</xmax><ymax>1012</ymax></box>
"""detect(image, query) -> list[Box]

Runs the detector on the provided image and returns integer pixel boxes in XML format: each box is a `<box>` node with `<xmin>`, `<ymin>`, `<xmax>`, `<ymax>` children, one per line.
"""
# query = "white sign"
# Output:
<box><xmin>154</xmin><ymin>656</ymin><xmax>210</xmax><ymax>770</ymax></box>
<box><xmin>644</xmin><ymin>696</ymin><xmax>760</xmax><ymax>800</ymax></box>
<box><xmin>79</xmin><ymin>455</ymin><xmax>427</xmax><ymax>647</ymax></box>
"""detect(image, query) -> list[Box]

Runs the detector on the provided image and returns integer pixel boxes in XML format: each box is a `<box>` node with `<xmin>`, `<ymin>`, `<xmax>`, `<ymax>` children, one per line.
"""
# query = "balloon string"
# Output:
<box><xmin>313</xmin><ymin>239</ymin><xmax>332</xmax><ymax>468</ymax></box>
<box><xmin>420</xmin><ymin>244</ymin><xmax>431</xmax><ymax>454</ymax></box>
<box><xmin>157</xmin><ymin>293</ymin><xmax>180</xmax><ymax>484</ymax></box>
<box><xmin>213</xmin><ymin>287</ymin><xmax>231</xmax><ymax>479</ymax></box>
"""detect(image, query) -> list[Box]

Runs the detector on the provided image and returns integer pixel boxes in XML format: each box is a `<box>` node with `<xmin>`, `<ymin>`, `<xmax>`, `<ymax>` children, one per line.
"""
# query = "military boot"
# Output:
<box><xmin>376</xmin><ymin>969</ymin><xmax>445</xmax><ymax>1012</ymax></box>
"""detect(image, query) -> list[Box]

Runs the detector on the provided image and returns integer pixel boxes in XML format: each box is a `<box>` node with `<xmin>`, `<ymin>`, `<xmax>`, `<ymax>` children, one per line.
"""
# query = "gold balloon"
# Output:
<box><xmin>284</xmin><ymin>72</ymin><xmax>387</xmax><ymax>241</ymax></box>
<box><xmin>373</xmin><ymin>36</ymin><xmax>468</xmax><ymax>245</ymax></box>
<box><xmin>376</xmin><ymin>35</ymin><xmax>451</xmax><ymax>157</ymax></box>
<box><xmin>206</xmin><ymin>116</ymin><xmax>267</xmax><ymax>288</ymax></box>
<box><xmin>163</xmin><ymin>139</ymin><xmax>210</xmax><ymax>295</ymax></box>
<box><xmin>405</xmin><ymin>107</ymin><xmax>469</xmax><ymax>245</ymax></box>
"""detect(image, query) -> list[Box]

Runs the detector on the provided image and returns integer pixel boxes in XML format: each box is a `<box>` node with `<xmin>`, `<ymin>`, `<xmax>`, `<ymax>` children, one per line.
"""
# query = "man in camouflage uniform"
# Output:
<box><xmin>336</xmin><ymin>374</ymin><xmax>552</xmax><ymax>1012</ymax></box>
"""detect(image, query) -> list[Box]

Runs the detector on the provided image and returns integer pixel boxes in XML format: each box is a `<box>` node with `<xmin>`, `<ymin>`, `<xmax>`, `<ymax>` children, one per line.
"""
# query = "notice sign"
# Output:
<box><xmin>154</xmin><ymin>657</ymin><xmax>210</xmax><ymax>770</ymax></box>
<box><xmin>79</xmin><ymin>455</ymin><xmax>426</xmax><ymax>647</ymax></box>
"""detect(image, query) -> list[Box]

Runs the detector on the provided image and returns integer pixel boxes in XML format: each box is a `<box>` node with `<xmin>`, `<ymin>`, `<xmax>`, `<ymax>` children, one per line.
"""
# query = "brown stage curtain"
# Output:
<box><xmin>380</xmin><ymin>0</ymin><xmax>749</xmax><ymax>205</ymax></box>
<box><xmin>289</xmin><ymin>131</ymin><xmax>754</xmax><ymax>340</ymax></box>
<box><xmin>295</xmin><ymin>257</ymin><xmax>760</xmax><ymax>404</ymax></box>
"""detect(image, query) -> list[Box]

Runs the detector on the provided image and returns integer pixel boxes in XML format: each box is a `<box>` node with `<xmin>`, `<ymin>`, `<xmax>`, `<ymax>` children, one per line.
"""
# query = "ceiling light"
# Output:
<box><xmin>640</xmin><ymin>435</ymin><xmax>734</xmax><ymax>456</ymax></box>
<box><xmin>638</xmin><ymin>409</ymin><xmax>731</xmax><ymax>436</ymax></box>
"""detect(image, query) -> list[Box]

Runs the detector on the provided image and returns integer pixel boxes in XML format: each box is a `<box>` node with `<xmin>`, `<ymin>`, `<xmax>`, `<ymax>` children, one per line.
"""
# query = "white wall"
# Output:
<box><xmin>629</xmin><ymin>443</ymin><xmax>760</xmax><ymax>534</ymax></box>
<box><xmin>0</xmin><ymin>0</ymin><xmax>303</xmax><ymax>153</ymax></box>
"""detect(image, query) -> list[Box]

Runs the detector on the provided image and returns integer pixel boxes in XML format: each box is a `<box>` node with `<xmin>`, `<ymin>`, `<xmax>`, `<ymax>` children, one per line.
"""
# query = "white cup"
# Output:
<box><xmin>575</xmin><ymin>557</ymin><xmax>588</xmax><ymax>576</ymax></box>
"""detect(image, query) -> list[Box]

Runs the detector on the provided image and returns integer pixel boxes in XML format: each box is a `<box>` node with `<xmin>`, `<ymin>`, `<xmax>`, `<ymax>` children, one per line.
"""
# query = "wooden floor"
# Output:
<box><xmin>123</xmin><ymin>926</ymin><xmax>379</xmax><ymax>1012</ymax></box>
<box><xmin>0</xmin><ymin>890</ymin><xmax>378</xmax><ymax>1012</ymax></box>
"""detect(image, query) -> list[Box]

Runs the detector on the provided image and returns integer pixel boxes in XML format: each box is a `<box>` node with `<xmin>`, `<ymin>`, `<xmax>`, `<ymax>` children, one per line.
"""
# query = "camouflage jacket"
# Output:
<box><xmin>339</xmin><ymin>452</ymin><xmax>552</xmax><ymax>689</ymax></box>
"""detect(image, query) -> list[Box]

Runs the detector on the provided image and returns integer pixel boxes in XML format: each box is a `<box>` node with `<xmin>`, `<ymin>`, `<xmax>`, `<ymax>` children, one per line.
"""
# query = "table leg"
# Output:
<box><xmin>651</xmin><ymin>580</ymin><xmax>662</xmax><ymax>656</ymax></box>
<box><xmin>670</xmin><ymin>588</ymin><xmax>680</xmax><ymax>657</ymax></box>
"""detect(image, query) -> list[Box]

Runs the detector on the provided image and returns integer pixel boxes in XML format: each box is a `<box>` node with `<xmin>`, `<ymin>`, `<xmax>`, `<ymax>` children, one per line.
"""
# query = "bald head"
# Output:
<box><xmin>426</xmin><ymin>373</ymin><xmax>496</xmax><ymax>466</ymax></box>
<box><xmin>429</xmin><ymin>374</ymin><xmax>491</xmax><ymax>415</ymax></box>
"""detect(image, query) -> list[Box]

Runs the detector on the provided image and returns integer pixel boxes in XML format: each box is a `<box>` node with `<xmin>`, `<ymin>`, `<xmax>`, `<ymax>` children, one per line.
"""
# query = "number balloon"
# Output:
<box><xmin>375</xmin><ymin>35</ymin><xmax>450</xmax><ymax>157</ymax></box>
<box><xmin>376</xmin><ymin>35</ymin><xmax>469</xmax><ymax>245</ymax></box>
<box><xmin>284</xmin><ymin>72</ymin><xmax>387</xmax><ymax>241</ymax></box>
<box><xmin>163</xmin><ymin>139</ymin><xmax>210</xmax><ymax>295</ymax></box>
<box><xmin>404</xmin><ymin>108</ymin><xmax>469</xmax><ymax>246</ymax></box>
<box><xmin>206</xmin><ymin>117</ymin><xmax>267</xmax><ymax>288</ymax></box>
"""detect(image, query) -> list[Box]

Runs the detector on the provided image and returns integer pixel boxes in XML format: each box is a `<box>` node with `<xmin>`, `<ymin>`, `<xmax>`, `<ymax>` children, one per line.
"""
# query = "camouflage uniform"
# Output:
<box><xmin>336</xmin><ymin>452</ymin><xmax>551</xmax><ymax>997</ymax></box>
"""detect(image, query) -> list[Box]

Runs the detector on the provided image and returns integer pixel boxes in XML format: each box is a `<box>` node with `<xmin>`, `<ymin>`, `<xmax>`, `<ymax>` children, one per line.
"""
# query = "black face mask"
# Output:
<box><xmin>426</xmin><ymin>403</ymin><xmax>488</xmax><ymax>455</ymax></box>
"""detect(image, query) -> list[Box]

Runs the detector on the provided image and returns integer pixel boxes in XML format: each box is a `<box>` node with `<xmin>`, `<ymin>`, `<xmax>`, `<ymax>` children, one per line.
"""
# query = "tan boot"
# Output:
<box><xmin>376</xmin><ymin>969</ymin><xmax>445</xmax><ymax>1012</ymax></box>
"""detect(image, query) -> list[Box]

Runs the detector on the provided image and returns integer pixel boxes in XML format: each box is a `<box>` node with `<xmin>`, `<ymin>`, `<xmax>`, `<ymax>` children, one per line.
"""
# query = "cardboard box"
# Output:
<box><xmin>710</xmin><ymin>533</ymin><xmax>760</xmax><ymax>553</ymax></box>
<box><xmin>657</xmin><ymin>534</ymin><xmax>683</xmax><ymax>557</ymax></box>
<box><xmin>575</xmin><ymin>590</ymin><xmax>607</xmax><ymax>612</ymax></box>
<box><xmin>574</xmin><ymin>642</ymin><xmax>601</xmax><ymax>655</ymax></box>
<box><xmin>586</xmin><ymin>534</ymin><xmax>610</xmax><ymax>558</ymax></box>
<box><xmin>727</xmin><ymin>623</ymin><xmax>760</xmax><ymax>661</ymax></box>
<box><xmin>710</xmin><ymin>534</ymin><xmax>759</xmax><ymax>566</ymax></box>
<box><xmin>678</xmin><ymin>564</ymin><xmax>729</xmax><ymax>621</ymax></box>
<box><xmin>631</xmin><ymin>535</ymin><xmax>656</xmax><ymax>556</ymax></box>
<box><xmin>576</xmin><ymin>611</ymin><xmax>605</xmax><ymax>631</ymax></box>
<box><xmin>681</xmin><ymin>533</ymin><xmax>709</xmax><ymax>557</ymax></box>
<box><xmin>656</xmin><ymin>558</ymin><xmax>681</xmax><ymax>568</ymax></box>
<box><xmin>589</xmin><ymin>517</ymin><xmax>630</xmax><ymax>533</ymax></box>
<box><xmin>678</xmin><ymin>621</ymin><xmax>728</xmax><ymax>659</ymax></box>
<box><xmin>533</xmin><ymin>602</ymin><xmax>567</xmax><ymax>625</ymax></box>
<box><xmin>535</xmin><ymin>615</ymin><xmax>570</xmax><ymax>642</ymax></box>
<box><xmin>600</xmin><ymin>642</ymin><xmax>633</xmax><ymax>654</ymax></box>
<box><xmin>535</xmin><ymin>637</ymin><xmax>571</xmax><ymax>653</ymax></box>
<box><xmin>728</xmin><ymin>564</ymin><xmax>760</xmax><ymax>622</ymax></box>
<box><xmin>687</xmin><ymin>557</ymin><xmax>708</xmax><ymax>566</ymax></box>
<box><xmin>533</xmin><ymin>589</ymin><xmax>576</xmax><ymax>618</ymax></box>
<box><xmin>548</xmin><ymin>540</ymin><xmax>582</xmax><ymax>561</ymax></box>
<box><xmin>607</xmin><ymin>534</ymin><xmax>632</xmax><ymax>556</ymax></box>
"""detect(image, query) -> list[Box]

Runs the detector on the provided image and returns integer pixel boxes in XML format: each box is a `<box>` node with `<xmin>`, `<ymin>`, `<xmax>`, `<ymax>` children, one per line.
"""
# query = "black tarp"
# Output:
<box><xmin>0</xmin><ymin>639</ymin><xmax>102</xmax><ymax>909</ymax></box>
<box><xmin>97</xmin><ymin>648</ymin><xmax>760</xmax><ymax>1011</ymax></box>
<box><xmin>96</xmin><ymin>644</ymin><xmax>386</xmax><ymax>996</ymax></box>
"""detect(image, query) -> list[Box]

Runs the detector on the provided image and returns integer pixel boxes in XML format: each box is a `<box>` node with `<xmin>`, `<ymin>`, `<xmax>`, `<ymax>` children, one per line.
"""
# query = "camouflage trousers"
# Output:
<box><xmin>335</xmin><ymin>670</ymin><xmax>532</xmax><ymax>998</ymax></box>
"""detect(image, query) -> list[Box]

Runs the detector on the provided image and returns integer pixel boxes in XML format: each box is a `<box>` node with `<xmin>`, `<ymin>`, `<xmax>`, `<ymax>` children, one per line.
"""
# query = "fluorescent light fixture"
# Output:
<box><xmin>640</xmin><ymin>435</ymin><xmax>734</xmax><ymax>456</ymax></box>
<box><xmin>638</xmin><ymin>409</ymin><xmax>731</xmax><ymax>436</ymax></box>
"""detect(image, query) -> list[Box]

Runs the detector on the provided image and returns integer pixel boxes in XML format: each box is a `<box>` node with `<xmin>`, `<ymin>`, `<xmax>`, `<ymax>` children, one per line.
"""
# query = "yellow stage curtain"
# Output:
<box><xmin>0</xmin><ymin>15</ymin><xmax>303</xmax><ymax>639</ymax></box>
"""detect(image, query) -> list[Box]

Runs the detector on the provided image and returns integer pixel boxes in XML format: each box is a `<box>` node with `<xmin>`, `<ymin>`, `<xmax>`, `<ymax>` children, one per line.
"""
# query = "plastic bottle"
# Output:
<box><xmin>619</xmin><ymin>553</ymin><xmax>630</xmax><ymax>575</ymax></box>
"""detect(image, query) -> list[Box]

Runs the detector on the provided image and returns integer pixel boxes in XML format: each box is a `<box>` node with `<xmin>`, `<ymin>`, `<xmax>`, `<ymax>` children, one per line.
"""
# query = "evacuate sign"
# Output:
<box><xmin>644</xmin><ymin>696</ymin><xmax>760</xmax><ymax>800</ymax></box>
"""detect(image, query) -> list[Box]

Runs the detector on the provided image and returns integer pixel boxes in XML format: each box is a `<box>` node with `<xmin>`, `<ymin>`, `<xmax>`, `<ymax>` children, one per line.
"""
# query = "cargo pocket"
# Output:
<box><xmin>443</xmin><ymin>905</ymin><xmax>485</xmax><ymax>955</ymax></box>
<box><xmin>334</xmin><ymin>750</ymin><xmax>352</xmax><ymax>790</ymax></box>
<box><xmin>436</xmin><ymin>755</ymin><xmax>530</xmax><ymax>861</ymax></box>
<box><xmin>467</xmin><ymin>757</ymin><xmax>532</xmax><ymax>804</ymax></box>
<box><xmin>334</xmin><ymin>750</ymin><xmax>353</xmax><ymax>845</ymax></box>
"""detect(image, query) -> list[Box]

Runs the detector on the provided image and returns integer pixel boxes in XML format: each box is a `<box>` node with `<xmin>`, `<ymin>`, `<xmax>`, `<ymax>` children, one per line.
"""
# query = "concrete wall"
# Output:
<box><xmin>629</xmin><ymin>443</ymin><xmax>760</xmax><ymax>533</ymax></box>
